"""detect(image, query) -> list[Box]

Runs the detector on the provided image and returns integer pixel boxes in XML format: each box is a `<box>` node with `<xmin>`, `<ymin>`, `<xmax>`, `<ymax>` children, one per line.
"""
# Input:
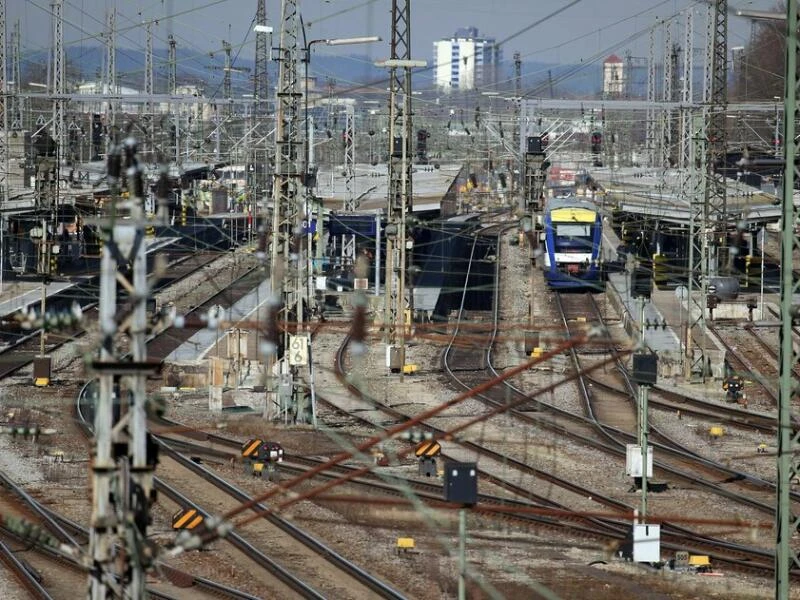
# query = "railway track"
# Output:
<box><xmin>0</xmin><ymin>441</ymin><xmax>256</xmax><ymax>599</ymax></box>
<box><xmin>0</xmin><ymin>536</ymin><xmax>55</xmax><ymax>600</ymax></box>
<box><xmin>154</xmin><ymin>421</ymin><xmax>628</xmax><ymax>543</ymax></box>
<box><xmin>0</xmin><ymin>250</ymin><xmax>227</xmax><ymax>379</ymax></box>
<box><xmin>437</xmin><ymin>224</ymin><xmax>788</xmax><ymax>574</ymax></box>
<box><xmin>317</xmin><ymin>223</ymin><xmax>761</xmax><ymax>569</ymax></box>
<box><xmin>77</xmin><ymin>377</ymin><xmax>407</xmax><ymax>599</ymax></box>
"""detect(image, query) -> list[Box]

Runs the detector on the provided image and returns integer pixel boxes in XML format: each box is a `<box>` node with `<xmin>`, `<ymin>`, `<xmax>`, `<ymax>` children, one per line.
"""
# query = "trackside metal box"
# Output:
<box><xmin>625</xmin><ymin>444</ymin><xmax>653</xmax><ymax>478</ymax></box>
<box><xmin>633</xmin><ymin>524</ymin><xmax>660</xmax><ymax>562</ymax></box>
<box><xmin>443</xmin><ymin>462</ymin><xmax>477</xmax><ymax>505</ymax></box>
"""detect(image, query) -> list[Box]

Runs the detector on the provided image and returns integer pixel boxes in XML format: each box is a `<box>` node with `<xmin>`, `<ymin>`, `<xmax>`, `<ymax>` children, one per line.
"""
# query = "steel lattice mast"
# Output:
<box><xmin>342</xmin><ymin>104</ymin><xmax>356</xmax><ymax>266</ymax></box>
<box><xmin>51</xmin><ymin>0</ymin><xmax>64</xmax><ymax>178</ymax></box>
<box><xmin>776</xmin><ymin>3</ymin><xmax>800</xmax><ymax>595</ymax></box>
<box><xmin>384</xmin><ymin>0</ymin><xmax>413</xmax><ymax>370</ymax></box>
<box><xmin>660</xmin><ymin>19</ymin><xmax>672</xmax><ymax>168</ymax></box>
<box><xmin>167</xmin><ymin>34</ymin><xmax>177</xmax><ymax>94</ymax></box>
<box><xmin>222</xmin><ymin>40</ymin><xmax>232</xmax><ymax>106</ymax></box>
<box><xmin>685</xmin><ymin>2</ymin><xmax>727</xmax><ymax>379</ymax></box>
<box><xmin>645</xmin><ymin>26</ymin><xmax>657</xmax><ymax>168</ymax></box>
<box><xmin>10</xmin><ymin>19</ymin><xmax>20</xmax><ymax>131</ymax></box>
<box><xmin>266</xmin><ymin>0</ymin><xmax>304</xmax><ymax>422</ymax></box>
<box><xmin>705</xmin><ymin>0</ymin><xmax>728</xmax><ymax>274</ymax></box>
<box><xmin>679</xmin><ymin>9</ymin><xmax>693</xmax><ymax>177</ymax></box>
<box><xmin>144</xmin><ymin>20</ymin><xmax>154</xmax><ymax>154</ymax></box>
<box><xmin>513</xmin><ymin>50</ymin><xmax>521</xmax><ymax>191</ymax></box>
<box><xmin>252</xmin><ymin>0</ymin><xmax>270</xmax><ymax>223</ymax></box>
<box><xmin>0</xmin><ymin>0</ymin><xmax>7</xmax><ymax>207</ymax></box>
<box><xmin>168</xmin><ymin>34</ymin><xmax>179</xmax><ymax>167</ymax></box>
<box><xmin>105</xmin><ymin>8</ymin><xmax>116</xmax><ymax>145</ymax></box>
<box><xmin>254</xmin><ymin>0</ymin><xmax>269</xmax><ymax>110</ymax></box>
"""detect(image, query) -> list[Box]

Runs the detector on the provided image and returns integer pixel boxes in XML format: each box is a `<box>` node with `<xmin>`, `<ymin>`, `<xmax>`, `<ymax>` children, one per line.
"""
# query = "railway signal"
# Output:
<box><xmin>415</xmin><ymin>439</ymin><xmax>441</xmax><ymax>477</ymax></box>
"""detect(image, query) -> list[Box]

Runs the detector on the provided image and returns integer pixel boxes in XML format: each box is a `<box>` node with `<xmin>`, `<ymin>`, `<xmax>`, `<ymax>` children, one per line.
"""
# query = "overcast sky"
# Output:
<box><xmin>10</xmin><ymin>0</ymin><xmax>772</xmax><ymax>77</ymax></box>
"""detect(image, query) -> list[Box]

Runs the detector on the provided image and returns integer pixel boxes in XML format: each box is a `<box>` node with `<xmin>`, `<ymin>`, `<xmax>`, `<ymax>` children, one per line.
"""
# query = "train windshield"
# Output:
<box><xmin>554</xmin><ymin>223</ymin><xmax>594</xmax><ymax>253</ymax></box>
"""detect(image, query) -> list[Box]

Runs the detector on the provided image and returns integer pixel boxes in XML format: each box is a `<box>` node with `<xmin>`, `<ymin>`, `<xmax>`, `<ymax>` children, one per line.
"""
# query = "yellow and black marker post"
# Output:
<box><xmin>241</xmin><ymin>438</ymin><xmax>263</xmax><ymax>475</ymax></box>
<box><xmin>241</xmin><ymin>438</ymin><xmax>263</xmax><ymax>460</ymax></box>
<box><xmin>172</xmin><ymin>508</ymin><xmax>204</xmax><ymax>530</ymax></box>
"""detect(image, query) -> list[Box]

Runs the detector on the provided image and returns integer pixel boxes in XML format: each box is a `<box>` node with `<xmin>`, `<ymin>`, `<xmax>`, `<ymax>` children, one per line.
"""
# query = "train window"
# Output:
<box><xmin>555</xmin><ymin>224</ymin><xmax>590</xmax><ymax>237</ymax></box>
<box><xmin>554</xmin><ymin>224</ymin><xmax>593</xmax><ymax>252</ymax></box>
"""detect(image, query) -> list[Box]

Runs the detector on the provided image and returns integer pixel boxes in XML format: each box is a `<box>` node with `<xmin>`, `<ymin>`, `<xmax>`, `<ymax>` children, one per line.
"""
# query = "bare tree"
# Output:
<box><xmin>733</xmin><ymin>3</ymin><xmax>785</xmax><ymax>101</ymax></box>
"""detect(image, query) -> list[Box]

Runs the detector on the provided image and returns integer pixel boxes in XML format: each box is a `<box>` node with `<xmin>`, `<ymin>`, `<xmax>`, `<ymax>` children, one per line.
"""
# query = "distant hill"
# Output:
<box><xmin>22</xmin><ymin>44</ymin><xmax>650</xmax><ymax>100</ymax></box>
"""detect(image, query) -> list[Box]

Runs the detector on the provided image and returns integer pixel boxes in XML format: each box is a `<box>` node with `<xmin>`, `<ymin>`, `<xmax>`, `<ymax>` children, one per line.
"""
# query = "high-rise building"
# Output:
<box><xmin>603</xmin><ymin>54</ymin><xmax>625</xmax><ymax>97</ymax></box>
<box><xmin>433</xmin><ymin>27</ymin><xmax>500</xmax><ymax>92</ymax></box>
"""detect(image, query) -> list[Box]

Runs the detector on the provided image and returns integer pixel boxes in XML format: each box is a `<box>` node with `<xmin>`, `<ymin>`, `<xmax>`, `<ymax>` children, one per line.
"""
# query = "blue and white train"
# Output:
<box><xmin>540</xmin><ymin>196</ymin><xmax>604</xmax><ymax>290</ymax></box>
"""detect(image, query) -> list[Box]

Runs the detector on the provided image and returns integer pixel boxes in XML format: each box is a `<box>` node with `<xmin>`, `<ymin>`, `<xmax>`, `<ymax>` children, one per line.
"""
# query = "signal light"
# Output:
<box><xmin>631</xmin><ymin>266</ymin><xmax>652</xmax><ymax>299</ymax></box>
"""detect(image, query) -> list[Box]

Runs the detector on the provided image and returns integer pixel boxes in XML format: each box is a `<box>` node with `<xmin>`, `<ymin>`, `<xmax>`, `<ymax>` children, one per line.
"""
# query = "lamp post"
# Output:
<box><xmin>299</xmin><ymin>27</ymin><xmax>380</xmax><ymax>299</ymax></box>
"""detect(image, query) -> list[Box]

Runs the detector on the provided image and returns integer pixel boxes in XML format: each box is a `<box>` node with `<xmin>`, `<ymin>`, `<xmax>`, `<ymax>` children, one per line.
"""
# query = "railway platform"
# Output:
<box><xmin>164</xmin><ymin>279</ymin><xmax>270</xmax><ymax>363</ymax></box>
<box><xmin>0</xmin><ymin>279</ymin><xmax>81</xmax><ymax>321</ymax></box>
<box><xmin>601</xmin><ymin>217</ymin><xmax>730</xmax><ymax>386</ymax></box>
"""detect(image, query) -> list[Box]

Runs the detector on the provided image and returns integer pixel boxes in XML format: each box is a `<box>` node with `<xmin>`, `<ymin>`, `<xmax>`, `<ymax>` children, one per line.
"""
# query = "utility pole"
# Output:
<box><xmin>0</xmin><ymin>0</ymin><xmax>6</xmax><ymax>294</ymax></box>
<box><xmin>144</xmin><ymin>20</ymin><xmax>154</xmax><ymax>156</ymax></box>
<box><xmin>776</xmin><ymin>3</ymin><xmax>799</xmax><ymax>596</ymax></box>
<box><xmin>679</xmin><ymin>9</ymin><xmax>694</xmax><ymax>178</ymax></box>
<box><xmin>704</xmin><ymin>0</ymin><xmax>729</xmax><ymax>275</ymax></box>
<box><xmin>646</xmin><ymin>25</ymin><xmax>656</xmax><ymax>168</ymax></box>
<box><xmin>513</xmin><ymin>51</ymin><xmax>521</xmax><ymax>193</ymax></box>
<box><xmin>168</xmin><ymin>34</ymin><xmax>177</xmax><ymax>94</ymax></box>
<box><xmin>637</xmin><ymin>298</ymin><xmax>650</xmax><ymax>519</ymax></box>
<box><xmin>105</xmin><ymin>8</ymin><xmax>117</xmax><ymax>148</ymax></box>
<box><xmin>207</xmin><ymin>40</ymin><xmax>250</xmax><ymax>121</ymax></box>
<box><xmin>266</xmin><ymin>0</ymin><xmax>312</xmax><ymax>424</ymax></box>
<box><xmin>10</xmin><ymin>19</ymin><xmax>21</xmax><ymax>131</ymax></box>
<box><xmin>51</xmin><ymin>0</ymin><xmax>64</xmax><ymax>183</ymax></box>
<box><xmin>381</xmin><ymin>0</ymin><xmax>422</xmax><ymax>374</ymax></box>
<box><xmin>342</xmin><ymin>104</ymin><xmax>356</xmax><ymax>267</ymax></box>
<box><xmin>252</xmin><ymin>0</ymin><xmax>270</xmax><ymax>220</ymax></box>
<box><xmin>660</xmin><ymin>19</ymin><xmax>672</xmax><ymax>169</ymax></box>
<box><xmin>685</xmin><ymin>1</ymin><xmax>728</xmax><ymax>380</ymax></box>
<box><xmin>0</xmin><ymin>0</ymin><xmax>6</xmax><ymax>203</ymax></box>
<box><xmin>45</xmin><ymin>0</ymin><xmax>64</xmax><ymax>279</ymax></box>
<box><xmin>89</xmin><ymin>141</ymin><xmax>160</xmax><ymax>600</ymax></box>
<box><xmin>223</xmin><ymin>40</ymin><xmax>232</xmax><ymax>107</ymax></box>
<box><xmin>168</xmin><ymin>34</ymin><xmax>179</xmax><ymax>167</ymax></box>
